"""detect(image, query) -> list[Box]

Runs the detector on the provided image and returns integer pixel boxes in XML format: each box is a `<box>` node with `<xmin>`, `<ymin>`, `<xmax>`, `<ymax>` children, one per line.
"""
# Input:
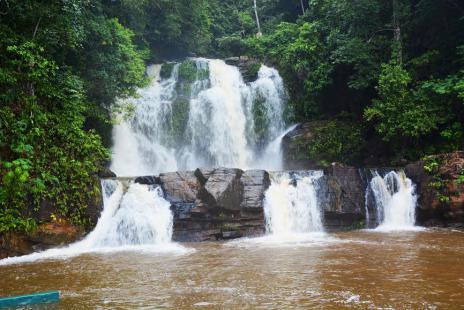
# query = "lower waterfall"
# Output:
<box><xmin>0</xmin><ymin>180</ymin><xmax>187</xmax><ymax>265</ymax></box>
<box><xmin>366</xmin><ymin>171</ymin><xmax>419</xmax><ymax>231</ymax></box>
<box><xmin>263</xmin><ymin>171</ymin><xmax>324</xmax><ymax>237</ymax></box>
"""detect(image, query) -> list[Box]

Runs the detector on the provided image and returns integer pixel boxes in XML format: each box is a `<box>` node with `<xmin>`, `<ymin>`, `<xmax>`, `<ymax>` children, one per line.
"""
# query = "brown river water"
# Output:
<box><xmin>1</xmin><ymin>229</ymin><xmax>463</xmax><ymax>309</ymax></box>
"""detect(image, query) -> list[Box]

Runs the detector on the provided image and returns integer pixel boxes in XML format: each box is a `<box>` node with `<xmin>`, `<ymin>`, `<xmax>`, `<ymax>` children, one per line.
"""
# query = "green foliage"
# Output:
<box><xmin>251</xmin><ymin>93</ymin><xmax>270</xmax><ymax>146</ymax></box>
<box><xmin>106</xmin><ymin>0</ymin><xmax>212</xmax><ymax>60</ymax></box>
<box><xmin>364</xmin><ymin>62</ymin><xmax>444</xmax><ymax>141</ymax></box>
<box><xmin>79</xmin><ymin>17</ymin><xmax>148</xmax><ymax>106</ymax></box>
<box><xmin>308</xmin><ymin>121</ymin><xmax>364</xmax><ymax>166</ymax></box>
<box><xmin>457</xmin><ymin>170</ymin><xmax>464</xmax><ymax>186</ymax></box>
<box><xmin>0</xmin><ymin>41</ymin><xmax>109</xmax><ymax>230</ymax></box>
<box><xmin>423</xmin><ymin>156</ymin><xmax>451</xmax><ymax>203</ymax></box>
<box><xmin>243</xmin><ymin>62</ymin><xmax>261</xmax><ymax>82</ymax></box>
<box><xmin>349</xmin><ymin>220</ymin><xmax>366</xmax><ymax>231</ymax></box>
<box><xmin>0</xmin><ymin>1</ymin><xmax>151</xmax><ymax>232</ymax></box>
<box><xmin>178</xmin><ymin>60</ymin><xmax>198</xmax><ymax>83</ymax></box>
<box><xmin>160</xmin><ymin>63</ymin><xmax>175</xmax><ymax>79</ymax></box>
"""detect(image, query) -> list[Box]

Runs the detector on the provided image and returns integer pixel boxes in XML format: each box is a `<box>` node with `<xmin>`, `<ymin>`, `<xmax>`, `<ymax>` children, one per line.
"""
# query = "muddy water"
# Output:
<box><xmin>1</xmin><ymin>229</ymin><xmax>463</xmax><ymax>309</ymax></box>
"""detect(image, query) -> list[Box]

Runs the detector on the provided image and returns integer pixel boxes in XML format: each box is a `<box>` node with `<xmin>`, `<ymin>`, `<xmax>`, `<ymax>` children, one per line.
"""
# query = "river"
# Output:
<box><xmin>1</xmin><ymin>229</ymin><xmax>463</xmax><ymax>309</ymax></box>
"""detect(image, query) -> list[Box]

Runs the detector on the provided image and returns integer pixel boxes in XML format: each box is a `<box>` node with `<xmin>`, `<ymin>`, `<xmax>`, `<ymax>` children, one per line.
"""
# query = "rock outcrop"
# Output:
<box><xmin>406</xmin><ymin>151</ymin><xmax>464</xmax><ymax>227</ymax></box>
<box><xmin>318</xmin><ymin>164</ymin><xmax>368</xmax><ymax>230</ymax></box>
<box><xmin>156</xmin><ymin>168</ymin><xmax>270</xmax><ymax>241</ymax></box>
<box><xmin>281</xmin><ymin>121</ymin><xmax>329</xmax><ymax>170</ymax></box>
<box><xmin>0</xmin><ymin>222</ymin><xmax>84</xmax><ymax>259</ymax></box>
<box><xmin>224</xmin><ymin>56</ymin><xmax>261</xmax><ymax>83</ymax></box>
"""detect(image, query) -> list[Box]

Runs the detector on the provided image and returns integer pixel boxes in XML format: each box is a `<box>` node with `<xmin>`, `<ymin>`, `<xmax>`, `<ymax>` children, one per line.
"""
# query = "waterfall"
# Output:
<box><xmin>367</xmin><ymin>171</ymin><xmax>419</xmax><ymax>231</ymax></box>
<box><xmin>264</xmin><ymin>171</ymin><xmax>324</xmax><ymax>236</ymax></box>
<box><xmin>79</xmin><ymin>180</ymin><xmax>174</xmax><ymax>247</ymax></box>
<box><xmin>0</xmin><ymin>180</ymin><xmax>187</xmax><ymax>265</ymax></box>
<box><xmin>110</xmin><ymin>58</ymin><xmax>288</xmax><ymax>176</ymax></box>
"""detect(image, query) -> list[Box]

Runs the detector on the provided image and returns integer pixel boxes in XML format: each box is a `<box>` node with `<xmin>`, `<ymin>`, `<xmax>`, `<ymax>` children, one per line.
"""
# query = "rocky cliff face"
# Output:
<box><xmin>406</xmin><ymin>151</ymin><xmax>464</xmax><ymax>227</ymax></box>
<box><xmin>318</xmin><ymin>164</ymin><xmax>368</xmax><ymax>230</ymax></box>
<box><xmin>157</xmin><ymin>168</ymin><xmax>270</xmax><ymax>241</ymax></box>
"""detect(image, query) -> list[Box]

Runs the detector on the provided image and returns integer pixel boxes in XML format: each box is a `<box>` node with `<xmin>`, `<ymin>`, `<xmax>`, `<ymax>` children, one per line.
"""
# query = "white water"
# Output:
<box><xmin>0</xmin><ymin>180</ymin><xmax>188</xmax><ymax>265</ymax></box>
<box><xmin>368</xmin><ymin>171</ymin><xmax>419</xmax><ymax>231</ymax></box>
<box><xmin>263</xmin><ymin>171</ymin><xmax>324</xmax><ymax>237</ymax></box>
<box><xmin>111</xmin><ymin>59</ymin><xmax>288</xmax><ymax>176</ymax></box>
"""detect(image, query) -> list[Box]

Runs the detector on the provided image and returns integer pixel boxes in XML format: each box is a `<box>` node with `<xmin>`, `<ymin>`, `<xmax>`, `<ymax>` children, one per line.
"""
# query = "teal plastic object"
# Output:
<box><xmin>0</xmin><ymin>291</ymin><xmax>59</xmax><ymax>308</ymax></box>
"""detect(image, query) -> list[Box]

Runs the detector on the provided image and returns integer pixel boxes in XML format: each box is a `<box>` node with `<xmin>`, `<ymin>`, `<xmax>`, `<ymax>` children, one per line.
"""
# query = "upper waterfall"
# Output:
<box><xmin>111</xmin><ymin>58</ymin><xmax>288</xmax><ymax>176</ymax></box>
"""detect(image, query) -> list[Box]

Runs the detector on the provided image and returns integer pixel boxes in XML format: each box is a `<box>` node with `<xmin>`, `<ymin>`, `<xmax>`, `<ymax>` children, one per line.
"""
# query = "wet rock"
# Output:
<box><xmin>171</xmin><ymin>168</ymin><xmax>266</xmax><ymax>241</ymax></box>
<box><xmin>240</xmin><ymin>170</ymin><xmax>271</xmax><ymax>211</ymax></box>
<box><xmin>199</xmin><ymin>168</ymin><xmax>244</xmax><ymax>211</ymax></box>
<box><xmin>134</xmin><ymin>176</ymin><xmax>159</xmax><ymax>185</ymax></box>
<box><xmin>319</xmin><ymin>163</ymin><xmax>367</xmax><ymax>214</ymax></box>
<box><xmin>159</xmin><ymin>171</ymin><xmax>200</xmax><ymax>203</ymax></box>
<box><xmin>194</xmin><ymin>168</ymin><xmax>214</xmax><ymax>186</ymax></box>
<box><xmin>281</xmin><ymin>121</ymin><xmax>329</xmax><ymax>170</ymax></box>
<box><xmin>224</xmin><ymin>56</ymin><xmax>261</xmax><ymax>82</ymax></box>
<box><xmin>0</xmin><ymin>222</ymin><xmax>84</xmax><ymax>259</ymax></box>
<box><xmin>98</xmin><ymin>166</ymin><xmax>116</xmax><ymax>178</ymax></box>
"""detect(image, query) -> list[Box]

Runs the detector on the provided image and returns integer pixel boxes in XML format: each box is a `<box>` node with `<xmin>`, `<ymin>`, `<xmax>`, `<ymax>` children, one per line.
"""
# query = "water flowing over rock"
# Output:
<box><xmin>111</xmin><ymin>58</ymin><xmax>288</xmax><ymax>176</ymax></box>
<box><xmin>0</xmin><ymin>180</ymin><xmax>188</xmax><ymax>264</ymax></box>
<box><xmin>264</xmin><ymin>171</ymin><xmax>324</xmax><ymax>235</ymax></box>
<box><xmin>366</xmin><ymin>170</ymin><xmax>418</xmax><ymax>230</ymax></box>
<box><xmin>80</xmin><ymin>180</ymin><xmax>174</xmax><ymax>247</ymax></box>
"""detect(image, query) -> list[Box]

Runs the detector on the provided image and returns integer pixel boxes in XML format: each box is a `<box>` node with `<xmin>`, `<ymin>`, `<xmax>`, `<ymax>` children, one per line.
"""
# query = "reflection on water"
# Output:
<box><xmin>1</xmin><ymin>230</ymin><xmax>463</xmax><ymax>309</ymax></box>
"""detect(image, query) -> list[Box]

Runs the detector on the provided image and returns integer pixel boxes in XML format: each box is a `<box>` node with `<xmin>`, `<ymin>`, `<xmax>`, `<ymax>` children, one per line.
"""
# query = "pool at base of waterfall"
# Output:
<box><xmin>1</xmin><ymin>229</ymin><xmax>463</xmax><ymax>309</ymax></box>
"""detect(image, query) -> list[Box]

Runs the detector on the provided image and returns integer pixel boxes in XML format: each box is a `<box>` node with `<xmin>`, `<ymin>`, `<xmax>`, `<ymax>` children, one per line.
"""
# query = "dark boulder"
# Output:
<box><xmin>159</xmin><ymin>171</ymin><xmax>200</xmax><ymax>203</ymax></box>
<box><xmin>240</xmin><ymin>170</ymin><xmax>271</xmax><ymax>211</ymax></box>
<box><xmin>199</xmin><ymin>168</ymin><xmax>244</xmax><ymax>211</ymax></box>
<box><xmin>134</xmin><ymin>176</ymin><xmax>159</xmax><ymax>185</ymax></box>
<box><xmin>317</xmin><ymin>164</ymin><xmax>367</xmax><ymax>230</ymax></box>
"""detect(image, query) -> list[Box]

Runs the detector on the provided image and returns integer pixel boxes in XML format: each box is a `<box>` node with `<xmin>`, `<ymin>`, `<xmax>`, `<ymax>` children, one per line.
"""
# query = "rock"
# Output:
<box><xmin>199</xmin><ymin>168</ymin><xmax>244</xmax><ymax>211</ymax></box>
<box><xmin>0</xmin><ymin>222</ymin><xmax>84</xmax><ymax>259</ymax></box>
<box><xmin>98</xmin><ymin>166</ymin><xmax>116</xmax><ymax>178</ymax></box>
<box><xmin>159</xmin><ymin>171</ymin><xmax>200</xmax><ymax>203</ymax></box>
<box><xmin>317</xmin><ymin>164</ymin><xmax>367</xmax><ymax>230</ymax></box>
<box><xmin>194</xmin><ymin>168</ymin><xmax>214</xmax><ymax>186</ymax></box>
<box><xmin>240</xmin><ymin>170</ymin><xmax>271</xmax><ymax>211</ymax></box>
<box><xmin>170</xmin><ymin>168</ymin><xmax>266</xmax><ymax>241</ymax></box>
<box><xmin>406</xmin><ymin>151</ymin><xmax>464</xmax><ymax>226</ymax></box>
<box><xmin>224</xmin><ymin>56</ymin><xmax>261</xmax><ymax>82</ymax></box>
<box><xmin>319</xmin><ymin>164</ymin><xmax>367</xmax><ymax>214</ymax></box>
<box><xmin>134</xmin><ymin>176</ymin><xmax>159</xmax><ymax>185</ymax></box>
<box><xmin>31</xmin><ymin>177</ymin><xmax>103</xmax><ymax>226</ymax></box>
<box><xmin>281</xmin><ymin>121</ymin><xmax>329</xmax><ymax>170</ymax></box>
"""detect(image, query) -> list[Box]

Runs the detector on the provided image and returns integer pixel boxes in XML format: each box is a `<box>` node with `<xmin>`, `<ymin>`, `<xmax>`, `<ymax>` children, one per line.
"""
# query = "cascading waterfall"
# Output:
<box><xmin>80</xmin><ymin>180</ymin><xmax>174</xmax><ymax>247</ymax></box>
<box><xmin>0</xmin><ymin>180</ymin><xmax>186</xmax><ymax>265</ymax></box>
<box><xmin>264</xmin><ymin>171</ymin><xmax>324</xmax><ymax>236</ymax></box>
<box><xmin>367</xmin><ymin>171</ymin><xmax>418</xmax><ymax>231</ymax></box>
<box><xmin>111</xmin><ymin>58</ymin><xmax>289</xmax><ymax>176</ymax></box>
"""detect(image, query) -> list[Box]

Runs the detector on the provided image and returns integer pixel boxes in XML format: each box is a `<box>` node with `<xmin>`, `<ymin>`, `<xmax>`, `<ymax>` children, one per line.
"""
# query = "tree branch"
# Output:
<box><xmin>32</xmin><ymin>16</ymin><xmax>42</xmax><ymax>40</ymax></box>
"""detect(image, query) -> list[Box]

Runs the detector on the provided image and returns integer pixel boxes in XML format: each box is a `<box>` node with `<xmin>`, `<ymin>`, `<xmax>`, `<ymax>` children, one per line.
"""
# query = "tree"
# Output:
<box><xmin>253</xmin><ymin>0</ymin><xmax>262</xmax><ymax>36</ymax></box>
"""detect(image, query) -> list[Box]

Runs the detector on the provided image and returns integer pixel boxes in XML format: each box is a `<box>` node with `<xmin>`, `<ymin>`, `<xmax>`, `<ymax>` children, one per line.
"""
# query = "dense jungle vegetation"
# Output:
<box><xmin>0</xmin><ymin>0</ymin><xmax>463</xmax><ymax>232</ymax></box>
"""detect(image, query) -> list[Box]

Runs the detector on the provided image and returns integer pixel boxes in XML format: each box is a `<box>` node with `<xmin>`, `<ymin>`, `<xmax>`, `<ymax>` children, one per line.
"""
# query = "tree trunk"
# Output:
<box><xmin>253</xmin><ymin>0</ymin><xmax>262</xmax><ymax>37</ymax></box>
<box><xmin>300</xmin><ymin>0</ymin><xmax>305</xmax><ymax>15</ymax></box>
<box><xmin>392</xmin><ymin>0</ymin><xmax>402</xmax><ymax>64</ymax></box>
